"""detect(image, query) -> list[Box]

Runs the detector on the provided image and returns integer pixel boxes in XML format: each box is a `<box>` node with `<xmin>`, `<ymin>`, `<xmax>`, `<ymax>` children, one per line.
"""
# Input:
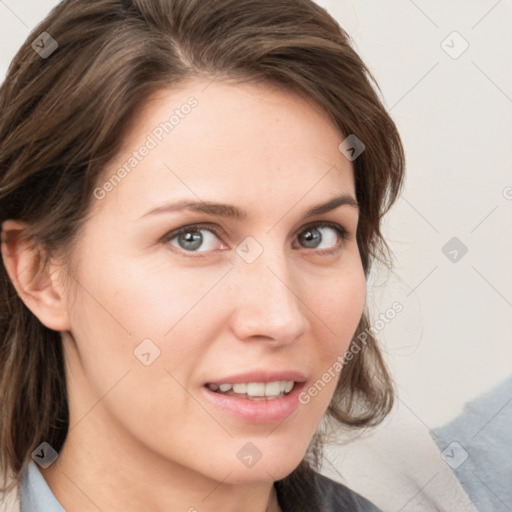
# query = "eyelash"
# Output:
<box><xmin>162</xmin><ymin>221</ymin><xmax>350</xmax><ymax>257</ymax></box>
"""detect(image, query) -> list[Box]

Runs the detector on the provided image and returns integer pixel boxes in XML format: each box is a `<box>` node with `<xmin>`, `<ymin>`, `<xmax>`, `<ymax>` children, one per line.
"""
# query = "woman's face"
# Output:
<box><xmin>59</xmin><ymin>78</ymin><xmax>366</xmax><ymax>484</ymax></box>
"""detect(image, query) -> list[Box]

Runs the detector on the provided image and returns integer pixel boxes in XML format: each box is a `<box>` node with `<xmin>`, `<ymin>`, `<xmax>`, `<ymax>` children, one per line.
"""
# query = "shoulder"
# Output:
<box><xmin>0</xmin><ymin>467</ymin><xmax>21</xmax><ymax>512</ymax></box>
<box><xmin>275</xmin><ymin>463</ymin><xmax>382</xmax><ymax>512</ymax></box>
<box><xmin>310</xmin><ymin>470</ymin><xmax>382</xmax><ymax>511</ymax></box>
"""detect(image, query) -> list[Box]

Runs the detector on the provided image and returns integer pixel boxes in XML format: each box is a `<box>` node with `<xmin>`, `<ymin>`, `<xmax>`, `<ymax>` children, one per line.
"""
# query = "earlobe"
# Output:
<box><xmin>1</xmin><ymin>219</ymin><xmax>71</xmax><ymax>332</ymax></box>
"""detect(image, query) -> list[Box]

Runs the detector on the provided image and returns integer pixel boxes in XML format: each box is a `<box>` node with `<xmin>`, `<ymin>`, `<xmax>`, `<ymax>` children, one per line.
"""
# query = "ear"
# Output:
<box><xmin>1</xmin><ymin>219</ymin><xmax>71</xmax><ymax>332</ymax></box>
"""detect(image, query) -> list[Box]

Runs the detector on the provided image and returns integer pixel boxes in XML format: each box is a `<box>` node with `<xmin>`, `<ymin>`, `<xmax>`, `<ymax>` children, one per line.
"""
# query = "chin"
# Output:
<box><xmin>214</xmin><ymin>448</ymin><xmax>306</xmax><ymax>485</ymax></box>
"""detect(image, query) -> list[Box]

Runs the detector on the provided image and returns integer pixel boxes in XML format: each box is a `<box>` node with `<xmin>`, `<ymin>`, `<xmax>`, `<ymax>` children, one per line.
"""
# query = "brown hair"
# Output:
<box><xmin>0</xmin><ymin>0</ymin><xmax>404</xmax><ymax>498</ymax></box>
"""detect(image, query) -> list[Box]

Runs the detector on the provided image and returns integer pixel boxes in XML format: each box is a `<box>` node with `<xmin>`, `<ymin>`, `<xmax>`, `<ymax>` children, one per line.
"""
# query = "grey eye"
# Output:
<box><xmin>298</xmin><ymin>225</ymin><xmax>341</xmax><ymax>250</ymax></box>
<box><xmin>299</xmin><ymin>227</ymin><xmax>322</xmax><ymax>248</ymax></box>
<box><xmin>177</xmin><ymin>230</ymin><xmax>203</xmax><ymax>251</ymax></box>
<box><xmin>167</xmin><ymin>227</ymin><xmax>221</xmax><ymax>252</ymax></box>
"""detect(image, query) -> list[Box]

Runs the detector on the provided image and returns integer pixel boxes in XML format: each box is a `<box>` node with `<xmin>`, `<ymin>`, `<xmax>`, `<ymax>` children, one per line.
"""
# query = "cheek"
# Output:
<box><xmin>66</xmin><ymin>247</ymin><xmax>235</xmax><ymax>406</ymax></box>
<box><xmin>313</xmin><ymin>262</ymin><xmax>366</xmax><ymax>346</ymax></box>
<box><xmin>73</xmin><ymin>247</ymin><xmax>226</xmax><ymax>339</ymax></box>
<box><xmin>304</xmin><ymin>259</ymin><xmax>366</xmax><ymax>397</ymax></box>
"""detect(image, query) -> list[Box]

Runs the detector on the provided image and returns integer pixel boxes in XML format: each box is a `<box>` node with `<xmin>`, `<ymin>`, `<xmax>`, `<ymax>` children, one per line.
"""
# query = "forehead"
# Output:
<box><xmin>93</xmin><ymin>78</ymin><xmax>354</xmax><ymax>219</ymax></box>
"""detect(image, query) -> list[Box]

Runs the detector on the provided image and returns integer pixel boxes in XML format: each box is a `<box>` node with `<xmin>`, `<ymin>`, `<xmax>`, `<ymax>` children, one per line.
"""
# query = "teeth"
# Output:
<box><xmin>247</xmin><ymin>382</ymin><xmax>265</xmax><ymax>396</ymax></box>
<box><xmin>264</xmin><ymin>381</ymin><xmax>281</xmax><ymax>396</ymax></box>
<box><xmin>233</xmin><ymin>383</ymin><xmax>247</xmax><ymax>394</ymax></box>
<box><xmin>207</xmin><ymin>380</ymin><xmax>295</xmax><ymax>398</ymax></box>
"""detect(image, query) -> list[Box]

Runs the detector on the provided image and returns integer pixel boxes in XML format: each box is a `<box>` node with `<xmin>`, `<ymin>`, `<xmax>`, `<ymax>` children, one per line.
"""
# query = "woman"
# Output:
<box><xmin>0</xmin><ymin>0</ymin><xmax>404</xmax><ymax>510</ymax></box>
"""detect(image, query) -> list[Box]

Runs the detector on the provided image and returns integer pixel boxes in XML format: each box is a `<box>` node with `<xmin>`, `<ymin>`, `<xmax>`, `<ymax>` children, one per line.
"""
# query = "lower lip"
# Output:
<box><xmin>201</xmin><ymin>382</ymin><xmax>305</xmax><ymax>425</ymax></box>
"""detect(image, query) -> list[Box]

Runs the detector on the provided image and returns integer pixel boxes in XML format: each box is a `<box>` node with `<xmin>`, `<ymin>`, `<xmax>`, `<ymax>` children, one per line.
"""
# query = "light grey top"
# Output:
<box><xmin>432</xmin><ymin>374</ymin><xmax>512</xmax><ymax>512</ymax></box>
<box><xmin>19</xmin><ymin>460</ymin><xmax>65</xmax><ymax>512</ymax></box>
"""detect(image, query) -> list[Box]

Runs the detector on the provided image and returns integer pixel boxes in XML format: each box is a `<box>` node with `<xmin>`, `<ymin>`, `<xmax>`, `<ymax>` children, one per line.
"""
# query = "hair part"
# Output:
<box><xmin>0</xmin><ymin>0</ymin><xmax>404</xmax><ymax>497</ymax></box>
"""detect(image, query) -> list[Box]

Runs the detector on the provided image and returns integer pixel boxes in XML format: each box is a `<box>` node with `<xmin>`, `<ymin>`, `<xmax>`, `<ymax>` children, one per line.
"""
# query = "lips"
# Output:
<box><xmin>200</xmin><ymin>369</ymin><xmax>308</xmax><ymax>423</ymax></box>
<box><xmin>204</xmin><ymin>370</ymin><xmax>307</xmax><ymax>386</ymax></box>
<box><xmin>201</xmin><ymin>379</ymin><xmax>306</xmax><ymax>424</ymax></box>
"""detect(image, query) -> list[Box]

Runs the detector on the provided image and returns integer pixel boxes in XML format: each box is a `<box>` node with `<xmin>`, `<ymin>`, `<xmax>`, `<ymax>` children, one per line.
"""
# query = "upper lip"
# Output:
<box><xmin>205</xmin><ymin>370</ymin><xmax>307</xmax><ymax>385</ymax></box>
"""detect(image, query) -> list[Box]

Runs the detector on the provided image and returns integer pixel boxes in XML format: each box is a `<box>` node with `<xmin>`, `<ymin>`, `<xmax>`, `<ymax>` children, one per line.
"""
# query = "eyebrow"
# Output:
<box><xmin>139</xmin><ymin>194</ymin><xmax>358</xmax><ymax>221</ymax></box>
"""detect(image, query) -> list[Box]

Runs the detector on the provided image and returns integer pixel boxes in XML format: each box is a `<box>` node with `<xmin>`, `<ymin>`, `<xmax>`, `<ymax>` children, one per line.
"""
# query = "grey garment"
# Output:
<box><xmin>275</xmin><ymin>465</ymin><xmax>383</xmax><ymax>512</ymax></box>
<box><xmin>432</xmin><ymin>374</ymin><xmax>512</xmax><ymax>512</ymax></box>
<box><xmin>19</xmin><ymin>460</ymin><xmax>65</xmax><ymax>512</ymax></box>
<box><xmin>311</xmin><ymin>471</ymin><xmax>383</xmax><ymax>512</ymax></box>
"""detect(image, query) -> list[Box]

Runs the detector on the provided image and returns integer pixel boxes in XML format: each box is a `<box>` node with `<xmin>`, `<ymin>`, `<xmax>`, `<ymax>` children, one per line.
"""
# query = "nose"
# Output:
<box><xmin>229</xmin><ymin>248</ymin><xmax>308</xmax><ymax>346</ymax></box>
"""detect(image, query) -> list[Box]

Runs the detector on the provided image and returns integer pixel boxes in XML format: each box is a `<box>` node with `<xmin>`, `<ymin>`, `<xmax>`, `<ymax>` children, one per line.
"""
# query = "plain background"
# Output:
<box><xmin>1</xmin><ymin>0</ymin><xmax>511</xmax><ymax>509</ymax></box>
<box><xmin>312</xmin><ymin>0</ymin><xmax>512</xmax><ymax>424</ymax></box>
